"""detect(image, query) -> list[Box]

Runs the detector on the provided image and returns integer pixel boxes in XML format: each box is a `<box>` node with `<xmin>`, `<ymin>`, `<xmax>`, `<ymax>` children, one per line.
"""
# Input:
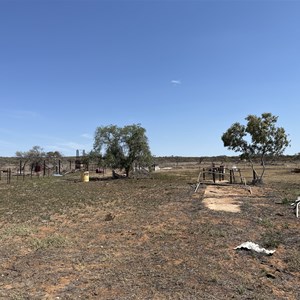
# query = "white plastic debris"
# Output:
<box><xmin>291</xmin><ymin>196</ymin><xmax>300</xmax><ymax>218</ymax></box>
<box><xmin>234</xmin><ymin>241</ymin><xmax>275</xmax><ymax>255</ymax></box>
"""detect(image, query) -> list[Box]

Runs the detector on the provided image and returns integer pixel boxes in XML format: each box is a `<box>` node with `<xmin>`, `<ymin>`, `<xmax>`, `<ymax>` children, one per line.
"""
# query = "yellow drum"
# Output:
<box><xmin>81</xmin><ymin>171</ymin><xmax>89</xmax><ymax>182</ymax></box>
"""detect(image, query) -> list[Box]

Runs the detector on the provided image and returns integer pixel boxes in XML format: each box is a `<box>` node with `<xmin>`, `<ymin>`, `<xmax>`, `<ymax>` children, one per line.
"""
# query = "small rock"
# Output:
<box><xmin>266</xmin><ymin>273</ymin><xmax>276</xmax><ymax>279</ymax></box>
<box><xmin>104</xmin><ymin>213</ymin><xmax>115</xmax><ymax>221</ymax></box>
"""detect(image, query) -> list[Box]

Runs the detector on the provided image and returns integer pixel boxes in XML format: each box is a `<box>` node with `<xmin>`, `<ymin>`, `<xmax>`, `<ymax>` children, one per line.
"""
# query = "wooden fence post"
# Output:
<box><xmin>7</xmin><ymin>168</ymin><xmax>11</xmax><ymax>184</ymax></box>
<box><xmin>220</xmin><ymin>165</ymin><xmax>225</xmax><ymax>181</ymax></box>
<box><xmin>253</xmin><ymin>170</ymin><xmax>257</xmax><ymax>182</ymax></box>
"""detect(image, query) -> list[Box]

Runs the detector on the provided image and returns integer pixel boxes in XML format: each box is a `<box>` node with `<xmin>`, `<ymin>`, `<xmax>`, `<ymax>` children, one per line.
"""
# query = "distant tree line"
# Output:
<box><xmin>9</xmin><ymin>114</ymin><xmax>294</xmax><ymax>182</ymax></box>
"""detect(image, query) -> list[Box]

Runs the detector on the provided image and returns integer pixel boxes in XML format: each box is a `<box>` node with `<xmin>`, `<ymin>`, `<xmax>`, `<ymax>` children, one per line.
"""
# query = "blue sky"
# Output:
<box><xmin>1</xmin><ymin>0</ymin><xmax>299</xmax><ymax>157</ymax></box>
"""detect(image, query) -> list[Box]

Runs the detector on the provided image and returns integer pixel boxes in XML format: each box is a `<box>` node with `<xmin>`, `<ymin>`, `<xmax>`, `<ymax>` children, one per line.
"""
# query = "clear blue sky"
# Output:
<box><xmin>1</xmin><ymin>0</ymin><xmax>299</xmax><ymax>157</ymax></box>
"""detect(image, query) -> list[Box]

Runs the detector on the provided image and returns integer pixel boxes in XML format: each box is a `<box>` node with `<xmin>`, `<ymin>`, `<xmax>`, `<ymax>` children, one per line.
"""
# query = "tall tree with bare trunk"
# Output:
<box><xmin>222</xmin><ymin>113</ymin><xmax>290</xmax><ymax>184</ymax></box>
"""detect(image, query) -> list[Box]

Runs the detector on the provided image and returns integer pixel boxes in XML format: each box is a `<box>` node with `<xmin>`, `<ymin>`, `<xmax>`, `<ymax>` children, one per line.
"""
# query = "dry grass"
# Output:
<box><xmin>0</xmin><ymin>164</ymin><xmax>300</xmax><ymax>299</ymax></box>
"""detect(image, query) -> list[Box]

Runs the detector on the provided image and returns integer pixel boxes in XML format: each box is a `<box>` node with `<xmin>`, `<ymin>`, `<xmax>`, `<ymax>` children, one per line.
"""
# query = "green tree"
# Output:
<box><xmin>93</xmin><ymin>124</ymin><xmax>152</xmax><ymax>177</ymax></box>
<box><xmin>46</xmin><ymin>151</ymin><xmax>63</xmax><ymax>172</ymax></box>
<box><xmin>16</xmin><ymin>146</ymin><xmax>46</xmax><ymax>173</ymax></box>
<box><xmin>89</xmin><ymin>150</ymin><xmax>103</xmax><ymax>166</ymax></box>
<box><xmin>221</xmin><ymin>113</ymin><xmax>290</xmax><ymax>184</ymax></box>
<box><xmin>46</xmin><ymin>151</ymin><xmax>63</xmax><ymax>159</ymax></box>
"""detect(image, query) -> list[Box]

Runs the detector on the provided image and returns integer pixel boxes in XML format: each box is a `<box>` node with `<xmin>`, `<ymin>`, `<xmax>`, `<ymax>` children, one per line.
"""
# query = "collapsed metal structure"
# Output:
<box><xmin>194</xmin><ymin>165</ymin><xmax>250</xmax><ymax>193</ymax></box>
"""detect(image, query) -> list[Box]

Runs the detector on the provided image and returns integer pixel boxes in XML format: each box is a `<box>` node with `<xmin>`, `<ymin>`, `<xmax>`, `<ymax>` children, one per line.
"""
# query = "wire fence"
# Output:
<box><xmin>0</xmin><ymin>158</ymin><xmax>102</xmax><ymax>184</ymax></box>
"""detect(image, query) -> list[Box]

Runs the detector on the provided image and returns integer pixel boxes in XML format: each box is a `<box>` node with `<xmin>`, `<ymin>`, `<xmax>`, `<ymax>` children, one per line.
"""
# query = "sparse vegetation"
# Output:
<box><xmin>285</xmin><ymin>249</ymin><xmax>300</xmax><ymax>272</ymax></box>
<box><xmin>260</xmin><ymin>230</ymin><xmax>283</xmax><ymax>249</ymax></box>
<box><xmin>0</xmin><ymin>158</ymin><xmax>300</xmax><ymax>299</ymax></box>
<box><xmin>29</xmin><ymin>234</ymin><xmax>69</xmax><ymax>250</ymax></box>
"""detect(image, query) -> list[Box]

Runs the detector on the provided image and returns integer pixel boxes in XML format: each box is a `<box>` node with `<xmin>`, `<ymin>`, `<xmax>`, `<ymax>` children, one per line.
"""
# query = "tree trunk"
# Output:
<box><xmin>249</xmin><ymin>159</ymin><xmax>263</xmax><ymax>185</ymax></box>
<box><xmin>125</xmin><ymin>167</ymin><xmax>130</xmax><ymax>177</ymax></box>
<box><xmin>253</xmin><ymin>155</ymin><xmax>266</xmax><ymax>185</ymax></box>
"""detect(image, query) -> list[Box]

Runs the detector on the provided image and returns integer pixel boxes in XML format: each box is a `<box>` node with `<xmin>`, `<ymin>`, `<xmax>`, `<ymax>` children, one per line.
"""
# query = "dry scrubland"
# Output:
<box><xmin>0</xmin><ymin>162</ymin><xmax>300</xmax><ymax>299</ymax></box>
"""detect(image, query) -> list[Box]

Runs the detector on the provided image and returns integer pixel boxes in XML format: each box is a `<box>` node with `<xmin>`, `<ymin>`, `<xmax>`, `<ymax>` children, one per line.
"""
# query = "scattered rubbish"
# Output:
<box><xmin>291</xmin><ymin>197</ymin><xmax>300</xmax><ymax>218</ymax></box>
<box><xmin>53</xmin><ymin>174</ymin><xmax>63</xmax><ymax>177</ymax></box>
<box><xmin>112</xmin><ymin>170</ymin><xmax>126</xmax><ymax>179</ymax></box>
<box><xmin>234</xmin><ymin>241</ymin><xmax>275</xmax><ymax>255</ymax></box>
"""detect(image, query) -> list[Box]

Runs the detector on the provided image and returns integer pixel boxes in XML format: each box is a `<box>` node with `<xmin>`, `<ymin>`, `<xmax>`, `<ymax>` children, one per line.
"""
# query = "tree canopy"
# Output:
<box><xmin>221</xmin><ymin>112</ymin><xmax>290</xmax><ymax>183</ymax></box>
<box><xmin>15</xmin><ymin>145</ymin><xmax>46</xmax><ymax>172</ymax></box>
<box><xmin>16</xmin><ymin>146</ymin><xmax>64</xmax><ymax>172</ymax></box>
<box><xmin>16</xmin><ymin>145</ymin><xmax>45</xmax><ymax>160</ymax></box>
<box><xmin>93</xmin><ymin>124</ymin><xmax>152</xmax><ymax>177</ymax></box>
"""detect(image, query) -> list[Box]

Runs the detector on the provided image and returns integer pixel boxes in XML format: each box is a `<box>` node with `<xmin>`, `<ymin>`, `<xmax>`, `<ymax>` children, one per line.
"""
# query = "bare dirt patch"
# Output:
<box><xmin>203</xmin><ymin>184</ymin><xmax>248</xmax><ymax>212</ymax></box>
<box><xmin>203</xmin><ymin>186</ymin><xmax>240</xmax><ymax>212</ymax></box>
